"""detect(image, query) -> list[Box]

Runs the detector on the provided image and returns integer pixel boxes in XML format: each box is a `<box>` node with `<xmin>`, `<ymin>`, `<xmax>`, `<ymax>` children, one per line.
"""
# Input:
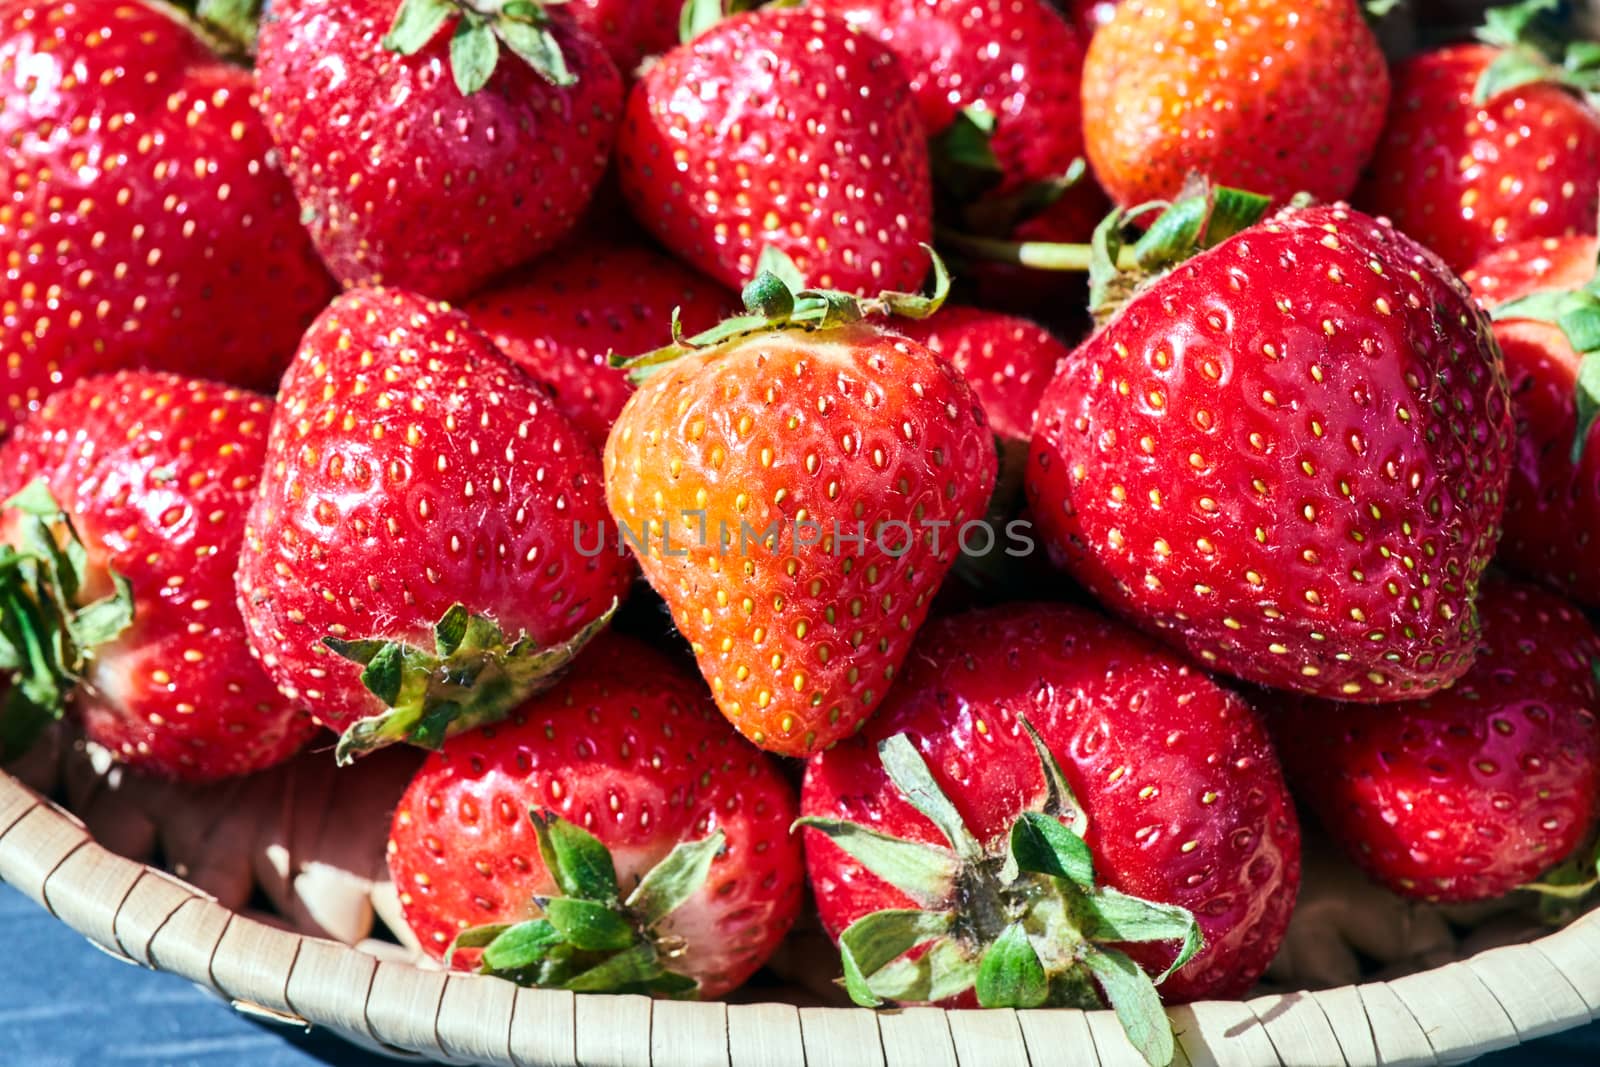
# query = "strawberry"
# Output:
<box><xmin>255</xmin><ymin>0</ymin><xmax>623</xmax><ymax>300</ymax></box>
<box><xmin>809</xmin><ymin>0</ymin><xmax>1108</xmax><ymax>248</ymax></box>
<box><xmin>462</xmin><ymin>238</ymin><xmax>736</xmax><ymax>453</ymax></box>
<box><xmin>0</xmin><ymin>371</ymin><xmax>316</xmax><ymax>781</ymax></box>
<box><xmin>1067</xmin><ymin>0</ymin><xmax>1119</xmax><ymax>38</ymax></box>
<box><xmin>1269</xmin><ymin>578</ymin><xmax>1600</xmax><ymax>902</ymax></box>
<box><xmin>387</xmin><ymin>632</ymin><xmax>804</xmax><ymax>998</ymax></box>
<box><xmin>1356</xmin><ymin>3</ymin><xmax>1600</xmax><ymax>272</ymax></box>
<box><xmin>1027</xmin><ymin>193</ymin><xmax>1514</xmax><ymax>700</ymax></box>
<box><xmin>1462</xmin><ymin>235</ymin><xmax>1600</xmax><ymax>605</ymax></box>
<box><xmin>616</xmin><ymin>7</ymin><xmax>933</xmax><ymax>295</ymax></box>
<box><xmin>1080</xmin><ymin>0</ymin><xmax>1390</xmax><ymax>210</ymax></box>
<box><xmin>0</xmin><ymin>0</ymin><xmax>334</xmax><ymax>437</ymax></box>
<box><xmin>892</xmin><ymin>307</ymin><xmax>1071</xmax><ymax>445</ymax></box>
<box><xmin>565</xmin><ymin>0</ymin><xmax>680</xmax><ymax>75</ymax></box>
<box><xmin>799</xmin><ymin>604</ymin><xmax>1299</xmax><ymax>1063</ymax></box>
<box><xmin>604</xmin><ymin>257</ymin><xmax>996</xmax><ymax>757</ymax></box>
<box><xmin>235</xmin><ymin>287</ymin><xmax>631</xmax><ymax>761</ymax></box>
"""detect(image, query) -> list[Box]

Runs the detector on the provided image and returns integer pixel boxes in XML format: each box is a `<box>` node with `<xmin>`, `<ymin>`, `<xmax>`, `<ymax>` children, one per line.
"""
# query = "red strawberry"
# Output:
<box><xmin>1067</xmin><ymin>0</ymin><xmax>1119</xmax><ymax>38</ymax></box>
<box><xmin>0</xmin><ymin>0</ymin><xmax>334</xmax><ymax>437</ymax></box>
<box><xmin>1028</xmin><ymin>196</ymin><xmax>1514</xmax><ymax>700</ymax></box>
<box><xmin>1357</xmin><ymin>19</ymin><xmax>1600</xmax><ymax>272</ymax></box>
<box><xmin>617</xmin><ymin>7</ymin><xmax>933</xmax><ymax>295</ymax></box>
<box><xmin>893</xmin><ymin>307</ymin><xmax>1071</xmax><ymax>444</ymax></box>
<box><xmin>255</xmin><ymin>0</ymin><xmax>623</xmax><ymax>299</ymax></box>
<box><xmin>235</xmin><ymin>288</ymin><xmax>631</xmax><ymax>760</ymax></box>
<box><xmin>1081</xmin><ymin>0</ymin><xmax>1390</xmax><ymax>209</ymax></box>
<box><xmin>387</xmin><ymin>632</ymin><xmax>804</xmax><ymax>998</ymax></box>
<box><xmin>0</xmin><ymin>371</ymin><xmax>316</xmax><ymax>781</ymax></box>
<box><xmin>605</xmin><ymin>262</ymin><xmax>996</xmax><ymax>756</ymax></box>
<box><xmin>1269</xmin><ymin>578</ymin><xmax>1600</xmax><ymax>902</ymax></box>
<box><xmin>462</xmin><ymin>238</ymin><xmax>736</xmax><ymax>453</ymax></box>
<box><xmin>1462</xmin><ymin>235</ymin><xmax>1600</xmax><ymax>605</ymax></box>
<box><xmin>809</xmin><ymin>0</ymin><xmax>1108</xmax><ymax>244</ymax></box>
<box><xmin>800</xmin><ymin>603</ymin><xmax>1299</xmax><ymax>1060</ymax></box>
<box><xmin>565</xmin><ymin>0</ymin><xmax>680</xmax><ymax>75</ymax></box>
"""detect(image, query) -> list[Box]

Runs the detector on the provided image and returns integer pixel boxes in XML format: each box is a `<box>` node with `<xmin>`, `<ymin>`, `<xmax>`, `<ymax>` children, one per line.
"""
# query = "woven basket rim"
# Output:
<box><xmin>3</xmin><ymin>769</ymin><xmax>1596</xmax><ymax>1067</ymax></box>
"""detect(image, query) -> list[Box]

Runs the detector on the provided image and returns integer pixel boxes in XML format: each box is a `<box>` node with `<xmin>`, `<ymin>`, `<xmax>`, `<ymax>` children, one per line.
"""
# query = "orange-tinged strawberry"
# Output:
<box><xmin>604</xmin><ymin>263</ymin><xmax>996</xmax><ymax>756</ymax></box>
<box><xmin>1082</xmin><ymin>0</ymin><xmax>1389</xmax><ymax>210</ymax></box>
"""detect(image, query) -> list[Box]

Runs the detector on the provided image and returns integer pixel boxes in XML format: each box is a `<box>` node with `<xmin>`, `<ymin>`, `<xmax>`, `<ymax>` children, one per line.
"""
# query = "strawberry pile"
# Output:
<box><xmin>4</xmin><ymin>0</ymin><xmax>1600</xmax><ymax>1063</ymax></box>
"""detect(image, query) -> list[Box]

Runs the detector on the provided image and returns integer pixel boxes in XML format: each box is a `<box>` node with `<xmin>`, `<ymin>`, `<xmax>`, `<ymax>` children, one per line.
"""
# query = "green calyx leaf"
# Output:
<box><xmin>1084</xmin><ymin>947</ymin><xmax>1176</xmax><ymax>1067</ymax></box>
<box><xmin>1011</xmin><ymin>812</ymin><xmax>1095</xmax><ymax>887</ymax></box>
<box><xmin>612</xmin><ymin>246</ymin><xmax>950</xmax><ymax>384</ymax></box>
<box><xmin>1020</xmin><ymin>716</ymin><xmax>1087</xmax><ymax>834</ymax></box>
<box><xmin>1079</xmin><ymin>888</ymin><xmax>1203</xmax><ymax>985</ymax></box>
<box><xmin>462</xmin><ymin>811</ymin><xmax>721</xmax><ymax>996</ymax></box>
<box><xmin>876</xmin><ymin>733</ymin><xmax>984</xmax><ymax>863</ymax></box>
<box><xmin>382</xmin><ymin>0</ymin><xmax>576</xmax><ymax>92</ymax></box>
<box><xmin>0</xmin><ymin>480</ymin><xmax>135</xmax><ymax>763</ymax></box>
<box><xmin>1473</xmin><ymin>0</ymin><xmax>1600</xmax><ymax>105</ymax></box>
<box><xmin>327</xmin><ymin>598</ymin><xmax>617</xmax><ymax>762</ymax></box>
<box><xmin>1477</xmin><ymin>0</ymin><xmax>1561</xmax><ymax>50</ymax></box>
<box><xmin>793</xmin><ymin>817</ymin><xmax>961</xmax><ymax>908</ymax></box>
<box><xmin>839</xmin><ymin>909</ymin><xmax>956</xmax><ymax>1007</ymax></box>
<box><xmin>975</xmin><ymin>923</ymin><xmax>1049</xmax><ymax>1009</ymax></box>
<box><xmin>188</xmin><ymin>0</ymin><xmax>262</xmax><ymax>57</ymax></box>
<box><xmin>677</xmin><ymin>0</ymin><xmax>792</xmax><ymax>44</ymax></box>
<box><xmin>930</xmin><ymin>107</ymin><xmax>1004</xmax><ymax>205</ymax></box>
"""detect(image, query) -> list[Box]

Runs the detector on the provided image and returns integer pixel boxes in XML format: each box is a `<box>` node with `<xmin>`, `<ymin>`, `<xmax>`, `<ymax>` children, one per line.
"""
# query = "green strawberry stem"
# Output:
<box><xmin>0</xmin><ymin>480</ymin><xmax>135</xmax><ymax>762</ymax></box>
<box><xmin>1488</xmin><ymin>243</ymin><xmax>1600</xmax><ymax>462</ymax></box>
<box><xmin>795</xmin><ymin>723</ymin><xmax>1201</xmax><ymax>1067</ymax></box>
<box><xmin>451</xmin><ymin>809</ymin><xmax>725</xmax><ymax>996</ymax></box>
<box><xmin>383</xmin><ymin>0</ymin><xmax>576</xmax><ymax>93</ymax></box>
<box><xmin>611</xmin><ymin>245</ymin><xmax>950</xmax><ymax>385</ymax></box>
<box><xmin>1473</xmin><ymin>0</ymin><xmax>1600</xmax><ymax>107</ymax></box>
<box><xmin>939</xmin><ymin>181</ymin><xmax>1274</xmax><ymax>322</ymax></box>
<box><xmin>325</xmin><ymin>598</ymin><xmax>618</xmax><ymax>762</ymax></box>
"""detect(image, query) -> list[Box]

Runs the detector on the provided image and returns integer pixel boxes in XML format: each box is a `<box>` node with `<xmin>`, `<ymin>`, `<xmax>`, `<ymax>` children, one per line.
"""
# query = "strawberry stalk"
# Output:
<box><xmin>795</xmin><ymin>721</ymin><xmax>1200</xmax><ymax>1067</ymax></box>
<box><xmin>612</xmin><ymin>246</ymin><xmax>950</xmax><ymax>384</ymax></box>
<box><xmin>0</xmin><ymin>481</ymin><xmax>134</xmax><ymax>761</ymax></box>
<box><xmin>451</xmin><ymin>810</ymin><xmax>726</xmax><ymax>996</ymax></box>
<box><xmin>323</xmin><ymin>599</ymin><xmax>618</xmax><ymax>764</ymax></box>
<box><xmin>1487</xmin><ymin>241</ymin><xmax>1600</xmax><ymax>462</ymax></box>
<box><xmin>938</xmin><ymin>182</ymin><xmax>1274</xmax><ymax>319</ymax></box>
<box><xmin>383</xmin><ymin>0</ymin><xmax>576</xmax><ymax>92</ymax></box>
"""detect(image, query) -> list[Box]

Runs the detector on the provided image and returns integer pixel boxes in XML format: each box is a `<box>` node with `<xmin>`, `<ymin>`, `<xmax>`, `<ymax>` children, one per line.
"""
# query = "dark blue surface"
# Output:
<box><xmin>0</xmin><ymin>881</ymin><xmax>1589</xmax><ymax>1065</ymax></box>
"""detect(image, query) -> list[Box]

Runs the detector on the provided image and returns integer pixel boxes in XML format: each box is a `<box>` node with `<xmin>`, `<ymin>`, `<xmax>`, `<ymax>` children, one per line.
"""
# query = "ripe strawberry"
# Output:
<box><xmin>0</xmin><ymin>371</ymin><xmax>317</xmax><ymax>781</ymax></box>
<box><xmin>1081</xmin><ymin>0</ymin><xmax>1390</xmax><ymax>209</ymax></box>
<box><xmin>809</xmin><ymin>0</ymin><xmax>1108</xmax><ymax>246</ymax></box>
<box><xmin>1462</xmin><ymin>235</ymin><xmax>1600</xmax><ymax>605</ymax></box>
<box><xmin>1028</xmin><ymin>197</ymin><xmax>1513</xmax><ymax>700</ymax></box>
<box><xmin>462</xmin><ymin>238</ymin><xmax>736</xmax><ymax>453</ymax></box>
<box><xmin>235</xmin><ymin>288</ymin><xmax>631</xmax><ymax>761</ymax></box>
<box><xmin>1356</xmin><ymin>8</ymin><xmax>1600</xmax><ymax>272</ymax></box>
<box><xmin>0</xmin><ymin>0</ymin><xmax>334</xmax><ymax>437</ymax></box>
<box><xmin>605</xmin><ymin>261</ymin><xmax>996</xmax><ymax>756</ymax></box>
<box><xmin>893</xmin><ymin>307</ymin><xmax>1071</xmax><ymax>444</ymax></box>
<box><xmin>800</xmin><ymin>604</ymin><xmax>1299</xmax><ymax>1061</ymax></box>
<box><xmin>255</xmin><ymin>0</ymin><xmax>623</xmax><ymax>299</ymax></box>
<box><xmin>1269</xmin><ymin>578</ymin><xmax>1600</xmax><ymax>902</ymax></box>
<box><xmin>565</xmin><ymin>0</ymin><xmax>680</xmax><ymax>75</ymax></box>
<box><xmin>616</xmin><ymin>7</ymin><xmax>933</xmax><ymax>295</ymax></box>
<box><xmin>388</xmin><ymin>632</ymin><xmax>804</xmax><ymax>998</ymax></box>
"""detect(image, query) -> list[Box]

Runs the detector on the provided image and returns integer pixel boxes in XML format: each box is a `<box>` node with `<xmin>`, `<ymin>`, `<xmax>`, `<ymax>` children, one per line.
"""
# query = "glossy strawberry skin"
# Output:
<box><xmin>0</xmin><ymin>372</ymin><xmax>317</xmax><ymax>782</ymax></box>
<box><xmin>810</xmin><ymin>0</ymin><xmax>1107</xmax><ymax>238</ymax></box>
<box><xmin>605</xmin><ymin>325</ymin><xmax>996</xmax><ymax>756</ymax></box>
<box><xmin>566</xmin><ymin>0</ymin><xmax>680</xmax><ymax>75</ymax></box>
<box><xmin>236</xmin><ymin>288</ymin><xmax>631</xmax><ymax>735</ymax></box>
<box><xmin>462</xmin><ymin>240</ymin><xmax>736</xmax><ymax>454</ymax></box>
<box><xmin>617</xmin><ymin>8</ymin><xmax>933</xmax><ymax>295</ymax></box>
<box><xmin>893</xmin><ymin>307</ymin><xmax>1071</xmax><ymax>443</ymax></box>
<box><xmin>388</xmin><ymin>633</ymin><xmax>805</xmax><ymax>998</ymax></box>
<box><xmin>1082</xmin><ymin>0</ymin><xmax>1389</xmax><ymax>209</ymax></box>
<box><xmin>0</xmin><ymin>0</ymin><xmax>334</xmax><ymax>437</ymax></box>
<box><xmin>1358</xmin><ymin>45</ymin><xmax>1600</xmax><ymax>273</ymax></box>
<box><xmin>801</xmin><ymin>603</ymin><xmax>1301</xmax><ymax>1003</ymax></box>
<box><xmin>1270</xmin><ymin>579</ymin><xmax>1600</xmax><ymax>902</ymax></box>
<box><xmin>1028</xmin><ymin>204</ymin><xmax>1513</xmax><ymax>700</ymax></box>
<box><xmin>256</xmin><ymin>0</ymin><xmax>623</xmax><ymax>300</ymax></box>
<box><xmin>1463</xmin><ymin>236</ymin><xmax>1600</xmax><ymax>606</ymax></box>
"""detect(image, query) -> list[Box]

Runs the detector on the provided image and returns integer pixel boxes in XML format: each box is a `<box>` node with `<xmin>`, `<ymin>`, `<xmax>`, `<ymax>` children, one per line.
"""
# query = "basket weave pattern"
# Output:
<box><xmin>5</xmin><ymin>770</ymin><xmax>1599</xmax><ymax>1066</ymax></box>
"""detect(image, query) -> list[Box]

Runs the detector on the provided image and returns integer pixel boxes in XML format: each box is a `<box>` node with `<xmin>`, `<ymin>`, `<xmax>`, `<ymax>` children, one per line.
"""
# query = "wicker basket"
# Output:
<box><xmin>4</xmin><ymin>768</ymin><xmax>1598</xmax><ymax>1066</ymax></box>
